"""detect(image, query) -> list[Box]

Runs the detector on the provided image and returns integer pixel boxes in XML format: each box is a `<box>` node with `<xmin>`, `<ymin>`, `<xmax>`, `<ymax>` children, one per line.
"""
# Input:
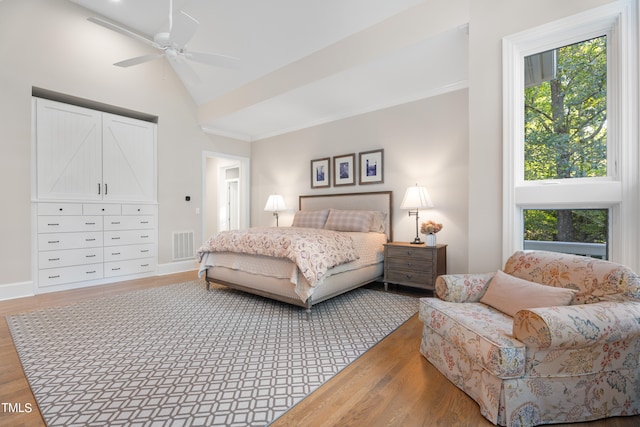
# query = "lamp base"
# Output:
<box><xmin>410</xmin><ymin>238</ymin><xmax>423</xmax><ymax>244</ymax></box>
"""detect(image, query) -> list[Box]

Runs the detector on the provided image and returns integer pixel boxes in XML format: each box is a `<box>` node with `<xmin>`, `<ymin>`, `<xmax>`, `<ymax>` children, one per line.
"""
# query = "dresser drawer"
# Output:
<box><xmin>104</xmin><ymin>216</ymin><xmax>155</xmax><ymax>231</ymax></box>
<box><xmin>104</xmin><ymin>230</ymin><xmax>154</xmax><ymax>246</ymax></box>
<box><xmin>38</xmin><ymin>232</ymin><xmax>103</xmax><ymax>251</ymax></box>
<box><xmin>38</xmin><ymin>216</ymin><xmax>102</xmax><ymax>233</ymax></box>
<box><xmin>83</xmin><ymin>204</ymin><xmax>121</xmax><ymax>215</ymax></box>
<box><xmin>104</xmin><ymin>244</ymin><xmax>156</xmax><ymax>262</ymax></box>
<box><xmin>38</xmin><ymin>247</ymin><xmax>103</xmax><ymax>269</ymax></box>
<box><xmin>38</xmin><ymin>203</ymin><xmax>83</xmax><ymax>216</ymax></box>
<box><xmin>386</xmin><ymin>257</ymin><xmax>434</xmax><ymax>273</ymax></box>
<box><xmin>122</xmin><ymin>204</ymin><xmax>156</xmax><ymax>215</ymax></box>
<box><xmin>39</xmin><ymin>263</ymin><xmax>104</xmax><ymax>287</ymax></box>
<box><xmin>385</xmin><ymin>245</ymin><xmax>433</xmax><ymax>261</ymax></box>
<box><xmin>104</xmin><ymin>257</ymin><xmax>155</xmax><ymax>277</ymax></box>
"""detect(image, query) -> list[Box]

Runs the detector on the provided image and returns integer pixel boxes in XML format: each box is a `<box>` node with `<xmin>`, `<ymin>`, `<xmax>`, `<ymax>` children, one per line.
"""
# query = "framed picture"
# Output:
<box><xmin>333</xmin><ymin>153</ymin><xmax>356</xmax><ymax>187</ymax></box>
<box><xmin>359</xmin><ymin>149</ymin><xmax>384</xmax><ymax>185</ymax></box>
<box><xmin>310</xmin><ymin>157</ymin><xmax>331</xmax><ymax>188</ymax></box>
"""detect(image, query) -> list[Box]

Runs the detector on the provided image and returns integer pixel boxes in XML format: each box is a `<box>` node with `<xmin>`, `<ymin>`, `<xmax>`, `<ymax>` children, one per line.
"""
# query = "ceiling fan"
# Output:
<box><xmin>88</xmin><ymin>0</ymin><xmax>239</xmax><ymax>84</ymax></box>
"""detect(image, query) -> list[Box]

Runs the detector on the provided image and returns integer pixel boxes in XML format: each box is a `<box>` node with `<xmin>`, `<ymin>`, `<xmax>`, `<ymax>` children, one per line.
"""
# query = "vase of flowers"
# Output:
<box><xmin>420</xmin><ymin>220</ymin><xmax>443</xmax><ymax>247</ymax></box>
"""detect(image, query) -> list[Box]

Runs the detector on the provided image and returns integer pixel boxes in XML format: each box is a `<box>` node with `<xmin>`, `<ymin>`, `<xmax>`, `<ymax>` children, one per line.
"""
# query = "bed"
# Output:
<box><xmin>196</xmin><ymin>191</ymin><xmax>393</xmax><ymax>316</ymax></box>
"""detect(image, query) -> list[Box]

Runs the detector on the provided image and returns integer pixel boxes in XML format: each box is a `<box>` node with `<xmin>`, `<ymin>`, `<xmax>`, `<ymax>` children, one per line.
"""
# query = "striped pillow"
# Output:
<box><xmin>324</xmin><ymin>209</ymin><xmax>374</xmax><ymax>232</ymax></box>
<box><xmin>291</xmin><ymin>209</ymin><xmax>330</xmax><ymax>229</ymax></box>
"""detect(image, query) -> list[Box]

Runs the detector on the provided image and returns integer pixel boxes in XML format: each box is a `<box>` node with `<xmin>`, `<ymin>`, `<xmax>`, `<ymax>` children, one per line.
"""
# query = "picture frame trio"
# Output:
<box><xmin>310</xmin><ymin>149</ymin><xmax>384</xmax><ymax>189</ymax></box>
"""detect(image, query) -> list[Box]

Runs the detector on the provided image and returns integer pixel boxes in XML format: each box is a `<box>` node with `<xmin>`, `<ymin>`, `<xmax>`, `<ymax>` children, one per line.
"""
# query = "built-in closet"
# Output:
<box><xmin>32</xmin><ymin>97</ymin><xmax>158</xmax><ymax>293</ymax></box>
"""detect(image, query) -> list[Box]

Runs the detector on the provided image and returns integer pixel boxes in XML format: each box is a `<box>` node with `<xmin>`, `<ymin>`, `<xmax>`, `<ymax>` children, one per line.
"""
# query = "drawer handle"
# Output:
<box><xmin>405</xmin><ymin>262</ymin><xmax>413</xmax><ymax>268</ymax></box>
<box><xmin>86</xmin><ymin>254</ymin><xmax>96</xmax><ymax>258</ymax></box>
<box><xmin>47</xmin><ymin>223</ymin><xmax>59</xmax><ymax>226</ymax></box>
<box><xmin>85</xmin><ymin>222</ymin><xmax>96</xmax><ymax>225</ymax></box>
<box><xmin>86</xmin><ymin>270</ymin><xmax>97</xmax><ymax>274</ymax></box>
<box><xmin>141</xmin><ymin>264</ymin><xmax>149</xmax><ymax>267</ymax></box>
<box><xmin>112</xmin><ymin>252</ymin><xmax>121</xmax><ymax>256</ymax></box>
<box><xmin>141</xmin><ymin>249</ymin><xmax>149</xmax><ymax>253</ymax></box>
<box><xmin>405</xmin><ymin>274</ymin><xmax>413</xmax><ymax>279</ymax></box>
<box><xmin>48</xmin><ymin>275</ymin><xmax>60</xmax><ymax>279</ymax></box>
<box><xmin>48</xmin><ymin>258</ymin><xmax>60</xmax><ymax>261</ymax></box>
<box><xmin>140</xmin><ymin>221</ymin><xmax>149</xmax><ymax>224</ymax></box>
<box><xmin>112</xmin><ymin>237</ymin><xmax>121</xmax><ymax>240</ymax></box>
<box><xmin>406</xmin><ymin>251</ymin><xmax>413</xmax><ymax>255</ymax></box>
<box><xmin>86</xmin><ymin>238</ymin><xmax>96</xmax><ymax>242</ymax></box>
<box><xmin>141</xmin><ymin>235</ymin><xmax>149</xmax><ymax>239</ymax></box>
<box><xmin>47</xmin><ymin>240</ymin><xmax>60</xmax><ymax>244</ymax></box>
<box><xmin>112</xmin><ymin>222</ymin><xmax>121</xmax><ymax>225</ymax></box>
<box><xmin>112</xmin><ymin>267</ymin><xmax>121</xmax><ymax>271</ymax></box>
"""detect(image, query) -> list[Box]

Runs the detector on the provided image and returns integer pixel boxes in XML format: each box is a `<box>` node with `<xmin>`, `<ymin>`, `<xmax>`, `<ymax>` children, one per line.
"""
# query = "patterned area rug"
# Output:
<box><xmin>7</xmin><ymin>280</ymin><xmax>418</xmax><ymax>426</ymax></box>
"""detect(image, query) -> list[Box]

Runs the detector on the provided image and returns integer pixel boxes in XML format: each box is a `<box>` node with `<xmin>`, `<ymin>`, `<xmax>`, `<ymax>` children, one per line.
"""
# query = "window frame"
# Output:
<box><xmin>502</xmin><ymin>0</ymin><xmax>638</xmax><ymax>269</ymax></box>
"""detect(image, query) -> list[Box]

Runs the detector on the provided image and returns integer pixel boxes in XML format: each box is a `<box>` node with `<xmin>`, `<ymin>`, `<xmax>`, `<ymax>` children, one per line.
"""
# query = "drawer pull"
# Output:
<box><xmin>141</xmin><ymin>249</ymin><xmax>149</xmax><ymax>253</ymax></box>
<box><xmin>112</xmin><ymin>237</ymin><xmax>121</xmax><ymax>240</ymax></box>
<box><xmin>47</xmin><ymin>223</ymin><xmax>59</xmax><ymax>226</ymax></box>
<box><xmin>48</xmin><ymin>258</ymin><xmax>60</xmax><ymax>261</ymax></box>
<box><xmin>47</xmin><ymin>240</ymin><xmax>60</xmax><ymax>244</ymax></box>
<box><xmin>86</xmin><ymin>270</ymin><xmax>97</xmax><ymax>274</ymax></box>
<box><xmin>112</xmin><ymin>267</ymin><xmax>121</xmax><ymax>271</ymax></box>
<box><xmin>48</xmin><ymin>275</ymin><xmax>60</xmax><ymax>279</ymax></box>
<box><xmin>86</xmin><ymin>254</ymin><xmax>96</xmax><ymax>258</ymax></box>
<box><xmin>140</xmin><ymin>221</ymin><xmax>149</xmax><ymax>224</ymax></box>
<box><xmin>141</xmin><ymin>235</ymin><xmax>149</xmax><ymax>239</ymax></box>
<box><xmin>112</xmin><ymin>252</ymin><xmax>121</xmax><ymax>256</ymax></box>
<box><xmin>86</xmin><ymin>238</ymin><xmax>96</xmax><ymax>242</ymax></box>
<box><xmin>141</xmin><ymin>264</ymin><xmax>149</xmax><ymax>267</ymax></box>
<box><xmin>85</xmin><ymin>222</ymin><xmax>96</xmax><ymax>225</ymax></box>
<box><xmin>111</xmin><ymin>221</ymin><xmax>121</xmax><ymax>225</ymax></box>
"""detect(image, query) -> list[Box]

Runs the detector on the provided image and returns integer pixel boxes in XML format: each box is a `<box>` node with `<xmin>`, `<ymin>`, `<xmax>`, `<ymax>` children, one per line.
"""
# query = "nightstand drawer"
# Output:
<box><xmin>385</xmin><ymin>245</ymin><xmax>433</xmax><ymax>261</ymax></box>
<box><xmin>385</xmin><ymin>269</ymin><xmax>434</xmax><ymax>286</ymax></box>
<box><xmin>386</xmin><ymin>257</ymin><xmax>434</xmax><ymax>273</ymax></box>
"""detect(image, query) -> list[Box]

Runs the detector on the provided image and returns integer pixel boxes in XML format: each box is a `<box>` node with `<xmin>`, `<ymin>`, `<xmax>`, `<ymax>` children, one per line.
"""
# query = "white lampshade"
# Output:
<box><xmin>400</xmin><ymin>185</ymin><xmax>433</xmax><ymax>210</ymax></box>
<box><xmin>264</xmin><ymin>194</ymin><xmax>286</xmax><ymax>212</ymax></box>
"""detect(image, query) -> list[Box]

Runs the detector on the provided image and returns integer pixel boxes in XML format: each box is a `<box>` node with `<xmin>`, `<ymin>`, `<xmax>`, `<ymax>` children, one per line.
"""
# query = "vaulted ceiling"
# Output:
<box><xmin>69</xmin><ymin>0</ymin><xmax>469</xmax><ymax>141</ymax></box>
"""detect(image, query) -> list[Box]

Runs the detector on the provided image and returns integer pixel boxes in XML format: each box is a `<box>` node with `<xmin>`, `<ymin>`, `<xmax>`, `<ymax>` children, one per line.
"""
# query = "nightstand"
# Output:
<box><xmin>383</xmin><ymin>242</ymin><xmax>447</xmax><ymax>291</ymax></box>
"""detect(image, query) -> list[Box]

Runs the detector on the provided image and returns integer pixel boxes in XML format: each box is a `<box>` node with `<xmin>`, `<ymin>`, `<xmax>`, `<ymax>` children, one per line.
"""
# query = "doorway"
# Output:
<box><xmin>202</xmin><ymin>152</ymin><xmax>250</xmax><ymax>242</ymax></box>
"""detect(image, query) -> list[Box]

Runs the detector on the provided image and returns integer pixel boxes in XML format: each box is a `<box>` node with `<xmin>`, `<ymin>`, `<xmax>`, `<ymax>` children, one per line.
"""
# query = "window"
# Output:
<box><xmin>503</xmin><ymin>1</ymin><xmax>638</xmax><ymax>268</ymax></box>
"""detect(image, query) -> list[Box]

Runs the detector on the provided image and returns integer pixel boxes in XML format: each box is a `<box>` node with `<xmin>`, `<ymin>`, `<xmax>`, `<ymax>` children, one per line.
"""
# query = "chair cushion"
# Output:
<box><xmin>419</xmin><ymin>297</ymin><xmax>526</xmax><ymax>379</ymax></box>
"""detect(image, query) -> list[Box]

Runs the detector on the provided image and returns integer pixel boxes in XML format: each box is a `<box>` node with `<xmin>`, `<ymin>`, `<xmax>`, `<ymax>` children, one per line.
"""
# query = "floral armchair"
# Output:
<box><xmin>419</xmin><ymin>250</ymin><xmax>640</xmax><ymax>426</ymax></box>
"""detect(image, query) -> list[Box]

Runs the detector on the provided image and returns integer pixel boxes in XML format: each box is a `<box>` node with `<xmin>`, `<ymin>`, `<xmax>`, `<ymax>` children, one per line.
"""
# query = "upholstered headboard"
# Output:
<box><xmin>299</xmin><ymin>191</ymin><xmax>393</xmax><ymax>241</ymax></box>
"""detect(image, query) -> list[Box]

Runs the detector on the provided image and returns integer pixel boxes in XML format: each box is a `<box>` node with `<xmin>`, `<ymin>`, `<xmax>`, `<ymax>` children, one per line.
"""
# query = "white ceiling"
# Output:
<box><xmin>69</xmin><ymin>0</ymin><xmax>468</xmax><ymax>141</ymax></box>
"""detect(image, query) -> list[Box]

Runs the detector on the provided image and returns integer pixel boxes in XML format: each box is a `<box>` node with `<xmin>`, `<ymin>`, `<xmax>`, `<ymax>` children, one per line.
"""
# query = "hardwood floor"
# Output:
<box><xmin>0</xmin><ymin>274</ymin><xmax>638</xmax><ymax>427</ymax></box>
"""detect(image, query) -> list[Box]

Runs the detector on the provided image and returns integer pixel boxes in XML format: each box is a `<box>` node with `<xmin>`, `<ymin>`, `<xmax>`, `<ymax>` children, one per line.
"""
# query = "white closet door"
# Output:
<box><xmin>36</xmin><ymin>99</ymin><xmax>102</xmax><ymax>200</ymax></box>
<box><xmin>102</xmin><ymin>113</ymin><xmax>156</xmax><ymax>201</ymax></box>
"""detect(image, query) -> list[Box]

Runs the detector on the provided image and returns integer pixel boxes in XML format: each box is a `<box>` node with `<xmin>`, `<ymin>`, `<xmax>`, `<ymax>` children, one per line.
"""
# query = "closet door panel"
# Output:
<box><xmin>102</xmin><ymin>113</ymin><xmax>156</xmax><ymax>201</ymax></box>
<box><xmin>36</xmin><ymin>99</ymin><xmax>102</xmax><ymax>200</ymax></box>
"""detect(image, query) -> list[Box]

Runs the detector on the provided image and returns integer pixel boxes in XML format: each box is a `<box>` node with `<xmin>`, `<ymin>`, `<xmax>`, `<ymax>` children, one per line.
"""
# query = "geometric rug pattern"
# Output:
<box><xmin>7</xmin><ymin>280</ymin><xmax>418</xmax><ymax>426</ymax></box>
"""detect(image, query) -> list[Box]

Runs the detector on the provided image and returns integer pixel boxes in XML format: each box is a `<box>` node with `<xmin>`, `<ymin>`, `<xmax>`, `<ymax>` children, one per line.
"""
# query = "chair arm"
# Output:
<box><xmin>513</xmin><ymin>300</ymin><xmax>640</xmax><ymax>349</ymax></box>
<box><xmin>435</xmin><ymin>272</ymin><xmax>495</xmax><ymax>303</ymax></box>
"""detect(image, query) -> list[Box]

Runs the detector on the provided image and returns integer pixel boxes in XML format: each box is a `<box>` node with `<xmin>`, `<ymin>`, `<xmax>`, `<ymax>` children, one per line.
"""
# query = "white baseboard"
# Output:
<box><xmin>157</xmin><ymin>260</ymin><xmax>199</xmax><ymax>276</ymax></box>
<box><xmin>0</xmin><ymin>261</ymin><xmax>198</xmax><ymax>302</ymax></box>
<box><xmin>0</xmin><ymin>281</ymin><xmax>35</xmax><ymax>301</ymax></box>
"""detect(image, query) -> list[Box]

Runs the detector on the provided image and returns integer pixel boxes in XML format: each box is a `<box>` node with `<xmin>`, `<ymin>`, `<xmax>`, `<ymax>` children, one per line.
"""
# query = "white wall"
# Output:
<box><xmin>251</xmin><ymin>90</ymin><xmax>469</xmax><ymax>274</ymax></box>
<box><xmin>467</xmin><ymin>0</ymin><xmax>617</xmax><ymax>273</ymax></box>
<box><xmin>0</xmin><ymin>0</ymin><xmax>249</xmax><ymax>295</ymax></box>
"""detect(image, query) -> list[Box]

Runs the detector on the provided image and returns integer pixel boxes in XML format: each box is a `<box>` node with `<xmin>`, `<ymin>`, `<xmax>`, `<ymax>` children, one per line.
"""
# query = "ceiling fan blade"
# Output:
<box><xmin>167</xmin><ymin>55</ymin><xmax>201</xmax><ymax>87</ymax></box>
<box><xmin>184</xmin><ymin>51</ymin><xmax>240</xmax><ymax>69</ymax></box>
<box><xmin>169</xmin><ymin>11</ymin><xmax>199</xmax><ymax>48</ymax></box>
<box><xmin>114</xmin><ymin>53</ymin><xmax>164</xmax><ymax>67</ymax></box>
<box><xmin>88</xmin><ymin>16</ymin><xmax>156</xmax><ymax>48</ymax></box>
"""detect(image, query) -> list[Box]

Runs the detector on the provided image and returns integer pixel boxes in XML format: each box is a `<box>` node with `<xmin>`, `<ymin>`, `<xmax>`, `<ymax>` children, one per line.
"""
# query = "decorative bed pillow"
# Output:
<box><xmin>324</xmin><ymin>209</ymin><xmax>374</xmax><ymax>232</ymax></box>
<box><xmin>369</xmin><ymin>211</ymin><xmax>387</xmax><ymax>233</ymax></box>
<box><xmin>480</xmin><ymin>270</ymin><xmax>576</xmax><ymax>317</ymax></box>
<box><xmin>291</xmin><ymin>209</ymin><xmax>330</xmax><ymax>229</ymax></box>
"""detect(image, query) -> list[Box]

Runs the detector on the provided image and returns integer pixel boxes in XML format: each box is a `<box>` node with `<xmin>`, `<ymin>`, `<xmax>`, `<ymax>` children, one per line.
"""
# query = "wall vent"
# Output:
<box><xmin>173</xmin><ymin>231</ymin><xmax>195</xmax><ymax>261</ymax></box>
